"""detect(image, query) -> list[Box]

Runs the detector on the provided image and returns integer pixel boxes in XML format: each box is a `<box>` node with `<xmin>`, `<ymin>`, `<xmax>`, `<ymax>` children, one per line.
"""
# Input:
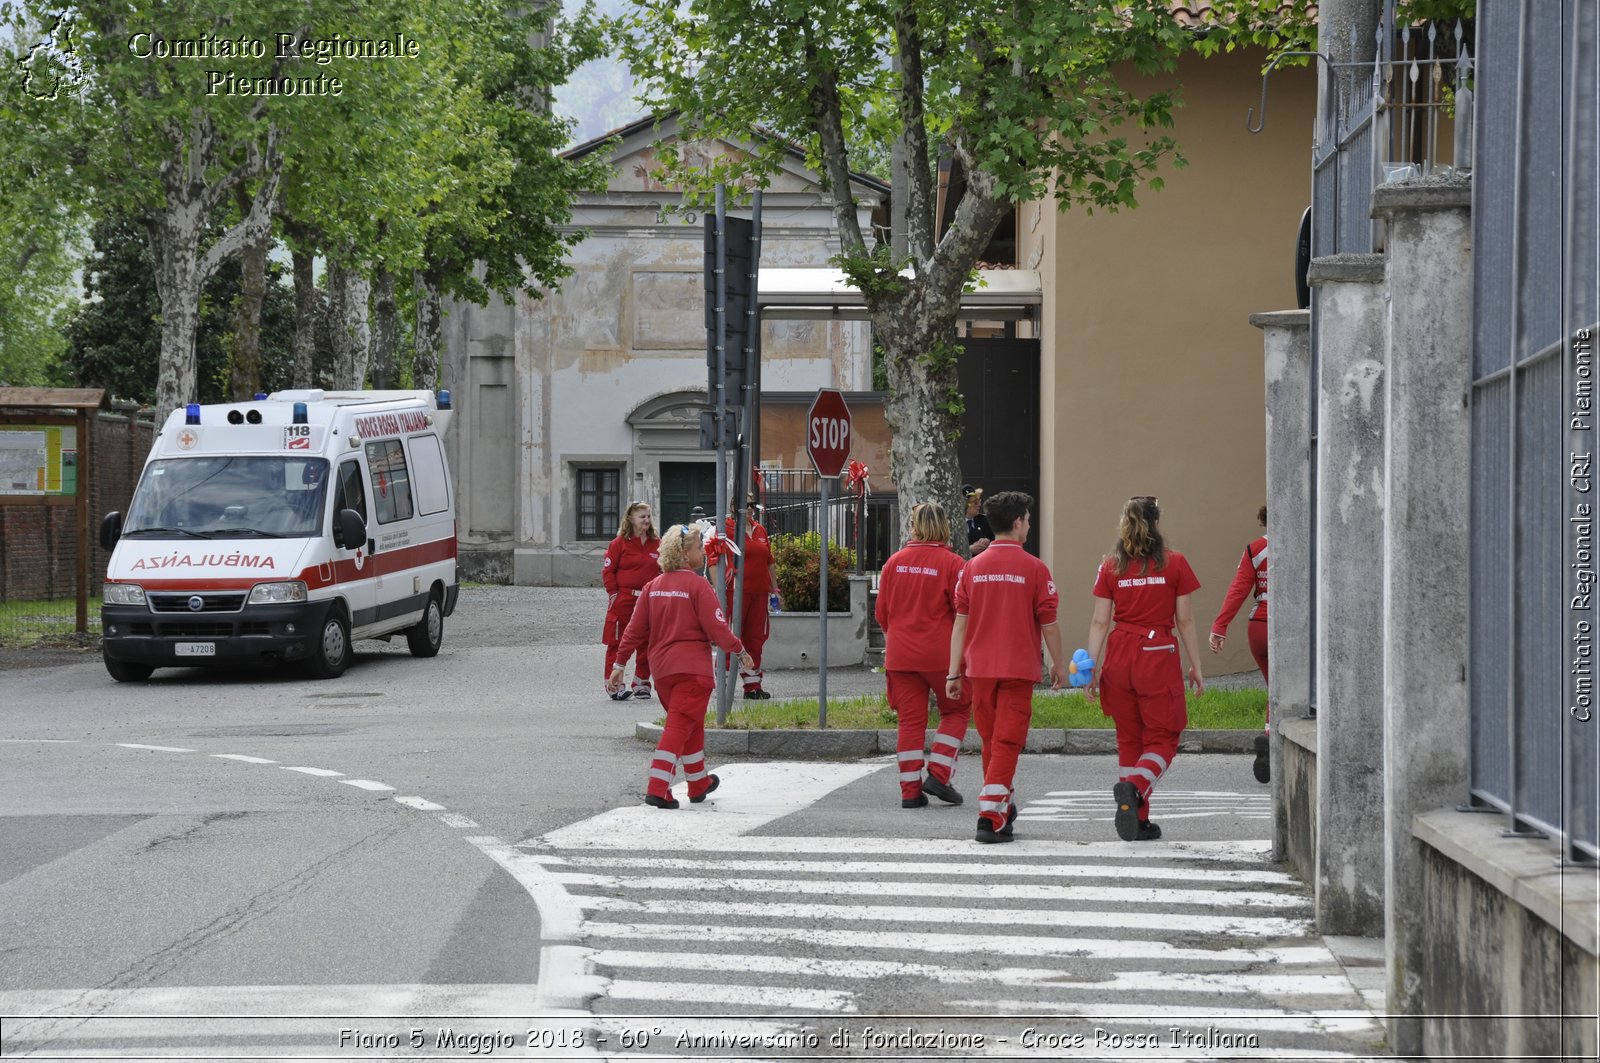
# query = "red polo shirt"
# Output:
<box><xmin>954</xmin><ymin>541</ymin><xmax>1059</xmax><ymax>681</ymax></box>
<box><xmin>1092</xmin><ymin>551</ymin><xmax>1201</xmax><ymax>631</ymax></box>
<box><xmin>617</xmin><ymin>570</ymin><xmax>745</xmax><ymax>679</ymax></box>
<box><xmin>875</xmin><ymin>541</ymin><xmax>965</xmax><ymax>673</ymax></box>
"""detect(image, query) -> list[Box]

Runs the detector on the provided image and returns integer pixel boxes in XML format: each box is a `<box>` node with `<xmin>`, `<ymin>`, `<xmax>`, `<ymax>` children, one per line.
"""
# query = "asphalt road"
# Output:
<box><xmin>0</xmin><ymin>587</ymin><xmax>1375</xmax><ymax>1060</ymax></box>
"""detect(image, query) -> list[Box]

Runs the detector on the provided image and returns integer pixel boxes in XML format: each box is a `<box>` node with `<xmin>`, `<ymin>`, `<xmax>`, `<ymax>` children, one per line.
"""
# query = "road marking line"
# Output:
<box><xmin>211</xmin><ymin>754</ymin><xmax>277</xmax><ymax>764</ymax></box>
<box><xmin>280</xmin><ymin>766</ymin><xmax>343</xmax><ymax>777</ymax></box>
<box><xmin>573</xmin><ymin>896</ymin><xmax>1309</xmax><ymax>937</ymax></box>
<box><xmin>535</xmin><ymin>761</ymin><xmax>885</xmax><ymax>849</ymax></box>
<box><xmin>438</xmin><ymin>813</ymin><xmax>479</xmax><ymax>829</ymax></box>
<box><xmin>554</xmin><ymin>873</ymin><xmax>1307</xmax><ymax>910</ymax></box>
<box><xmin>528</xmin><ymin>834</ymin><xmax>1274</xmax><ymax>860</ymax></box>
<box><xmin>946</xmin><ymin>999</ymin><xmax>1383</xmax><ymax>1035</ymax></box>
<box><xmin>393</xmin><ymin>796</ymin><xmax>445</xmax><ymax>811</ymax></box>
<box><xmin>0</xmin><ymin>739</ymin><xmax>78</xmax><ymax>743</ymax></box>
<box><xmin>539</xmin><ymin>854</ymin><xmax>1299</xmax><ymax>885</ymax></box>
<box><xmin>115</xmin><ymin>743</ymin><xmax>194</xmax><ymax>753</ymax></box>
<box><xmin>579</xmin><ymin>922</ymin><xmax>1337</xmax><ymax>964</ymax></box>
<box><xmin>339</xmin><ymin>779</ymin><xmax>395</xmax><ymax>792</ymax></box>
<box><xmin>605</xmin><ymin>979</ymin><xmax>854</xmax><ymax>1012</ymax></box>
<box><xmin>589</xmin><ymin>950</ymin><xmax>1359</xmax><ymax>996</ymax></box>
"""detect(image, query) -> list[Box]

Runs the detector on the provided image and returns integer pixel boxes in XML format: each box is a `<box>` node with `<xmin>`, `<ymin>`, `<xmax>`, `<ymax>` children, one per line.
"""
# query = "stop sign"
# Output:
<box><xmin>806</xmin><ymin>389</ymin><xmax>853</xmax><ymax>478</ymax></box>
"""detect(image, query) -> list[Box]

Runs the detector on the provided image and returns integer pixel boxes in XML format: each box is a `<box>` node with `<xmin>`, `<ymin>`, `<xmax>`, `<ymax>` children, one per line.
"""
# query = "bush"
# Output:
<box><xmin>770</xmin><ymin>531</ymin><xmax>855</xmax><ymax>612</ymax></box>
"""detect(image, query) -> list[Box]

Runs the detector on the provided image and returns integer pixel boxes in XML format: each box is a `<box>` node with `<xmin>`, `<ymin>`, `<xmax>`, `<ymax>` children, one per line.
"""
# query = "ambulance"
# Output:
<box><xmin>99</xmin><ymin>390</ymin><xmax>459</xmax><ymax>682</ymax></box>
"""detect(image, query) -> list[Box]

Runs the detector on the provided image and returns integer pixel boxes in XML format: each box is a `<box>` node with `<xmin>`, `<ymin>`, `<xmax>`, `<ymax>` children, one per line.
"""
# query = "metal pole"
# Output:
<box><xmin>819</xmin><ymin>474</ymin><xmax>829</xmax><ymax>729</ymax></box>
<box><xmin>714</xmin><ymin>185</ymin><xmax>732</xmax><ymax>725</ymax></box>
<box><xmin>76</xmin><ymin>407</ymin><xmax>90</xmax><ymax>632</ymax></box>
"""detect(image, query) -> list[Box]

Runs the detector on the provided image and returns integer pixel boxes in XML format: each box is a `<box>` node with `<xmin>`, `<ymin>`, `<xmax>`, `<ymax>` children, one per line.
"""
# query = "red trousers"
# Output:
<box><xmin>971</xmin><ymin>677</ymin><xmax>1034</xmax><ymax>830</ymax></box>
<box><xmin>647</xmin><ymin>673</ymin><xmax>716</xmax><ymax>799</ymax></box>
<box><xmin>887</xmin><ymin>671</ymin><xmax>971</xmax><ymax>800</ymax></box>
<box><xmin>1248</xmin><ymin>617</ymin><xmax>1270</xmax><ymax>733</ymax></box>
<box><xmin>736</xmin><ymin>594</ymin><xmax>769</xmax><ymax>690</ymax></box>
<box><xmin>1101</xmin><ymin>628</ymin><xmax>1187</xmax><ymax>822</ymax></box>
<box><xmin>603</xmin><ymin>598</ymin><xmax>651</xmax><ymax>682</ymax></box>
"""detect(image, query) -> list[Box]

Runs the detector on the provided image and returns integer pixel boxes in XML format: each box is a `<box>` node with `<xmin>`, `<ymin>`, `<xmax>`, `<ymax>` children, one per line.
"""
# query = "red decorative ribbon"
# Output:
<box><xmin>697</xmin><ymin>518</ymin><xmax>742</xmax><ymax>564</ymax></box>
<box><xmin>844</xmin><ymin>461</ymin><xmax>870</xmax><ymax>558</ymax></box>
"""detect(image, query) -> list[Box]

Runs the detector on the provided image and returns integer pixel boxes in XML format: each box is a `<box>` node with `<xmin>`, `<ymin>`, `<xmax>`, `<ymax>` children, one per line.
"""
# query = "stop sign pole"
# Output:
<box><xmin>806</xmin><ymin>389</ymin><xmax>852</xmax><ymax>728</ymax></box>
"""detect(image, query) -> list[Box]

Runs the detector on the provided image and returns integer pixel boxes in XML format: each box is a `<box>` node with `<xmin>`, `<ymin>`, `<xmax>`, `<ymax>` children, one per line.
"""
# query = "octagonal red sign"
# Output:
<box><xmin>806</xmin><ymin>388</ymin><xmax>853</xmax><ymax>478</ymax></box>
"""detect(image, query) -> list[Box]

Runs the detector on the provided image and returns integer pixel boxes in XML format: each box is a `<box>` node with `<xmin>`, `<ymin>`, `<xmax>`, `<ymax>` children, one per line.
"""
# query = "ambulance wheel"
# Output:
<box><xmin>105</xmin><ymin>657</ymin><xmax>154</xmax><ymax>683</ymax></box>
<box><xmin>307</xmin><ymin>606</ymin><xmax>351</xmax><ymax>679</ymax></box>
<box><xmin>406</xmin><ymin>591</ymin><xmax>443</xmax><ymax>658</ymax></box>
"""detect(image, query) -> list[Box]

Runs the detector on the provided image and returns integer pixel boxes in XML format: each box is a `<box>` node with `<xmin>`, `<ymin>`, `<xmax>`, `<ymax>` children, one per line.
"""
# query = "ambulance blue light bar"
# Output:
<box><xmin>185</xmin><ymin>404</ymin><xmax>201</xmax><ymax>425</ymax></box>
<box><xmin>293</xmin><ymin>402</ymin><xmax>308</xmax><ymax>424</ymax></box>
<box><xmin>437</xmin><ymin>389</ymin><xmax>452</xmax><ymax>411</ymax></box>
<box><xmin>254</xmin><ymin>392</ymin><xmax>267</xmax><ymax>401</ymax></box>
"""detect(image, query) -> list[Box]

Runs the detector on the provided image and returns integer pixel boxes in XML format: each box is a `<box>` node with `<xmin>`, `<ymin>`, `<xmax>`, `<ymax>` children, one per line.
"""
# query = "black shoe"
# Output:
<box><xmin>632</xmin><ymin>684</ymin><xmax>652</xmax><ymax>701</ymax></box>
<box><xmin>1136</xmin><ymin>820</ymin><xmax>1162</xmax><ymax>841</ymax></box>
<box><xmin>975</xmin><ymin>816</ymin><xmax>1015</xmax><ymax>844</ymax></box>
<box><xmin>689</xmin><ymin>775</ymin><xmax>719</xmax><ymax>803</ymax></box>
<box><xmin>922</xmin><ymin>775</ymin><xmax>964</xmax><ymax>805</ymax></box>
<box><xmin>902</xmin><ymin>794</ymin><xmax>929</xmax><ymax>809</ymax></box>
<box><xmin>1113</xmin><ymin>781</ymin><xmax>1143</xmax><ymax>842</ymax></box>
<box><xmin>610</xmin><ymin>689</ymin><xmax>633</xmax><ymax>702</ymax></box>
<box><xmin>1253</xmin><ymin>734</ymin><xmax>1271</xmax><ymax>784</ymax></box>
<box><xmin>644</xmin><ymin>793</ymin><xmax>680</xmax><ymax>809</ymax></box>
<box><xmin>999</xmin><ymin>802</ymin><xmax>1018</xmax><ymax>837</ymax></box>
<box><xmin>743</xmin><ymin>688</ymin><xmax>770</xmax><ymax>700</ymax></box>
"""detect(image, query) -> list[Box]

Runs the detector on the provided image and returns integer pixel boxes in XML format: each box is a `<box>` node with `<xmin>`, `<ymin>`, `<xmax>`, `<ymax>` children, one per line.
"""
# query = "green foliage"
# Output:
<box><xmin>770</xmin><ymin>531</ymin><xmax>855</xmax><ymax>613</ymax></box>
<box><xmin>1189</xmin><ymin>0</ymin><xmax>1317</xmax><ymax>60</ymax></box>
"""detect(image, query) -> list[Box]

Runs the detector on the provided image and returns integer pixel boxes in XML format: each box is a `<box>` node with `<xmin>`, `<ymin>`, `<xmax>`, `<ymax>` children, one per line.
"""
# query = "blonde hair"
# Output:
<box><xmin>617</xmin><ymin>501</ymin><xmax>658</xmax><ymax>541</ymax></box>
<box><xmin>908</xmin><ymin>501</ymin><xmax>950</xmax><ymax>544</ymax></box>
<box><xmin>657</xmin><ymin>523</ymin><xmax>702</xmax><ymax>572</ymax></box>
<box><xmin>1112</xmin><ymin>495</ymin><xmax>1167</xmax><ymax>575</ymax></box>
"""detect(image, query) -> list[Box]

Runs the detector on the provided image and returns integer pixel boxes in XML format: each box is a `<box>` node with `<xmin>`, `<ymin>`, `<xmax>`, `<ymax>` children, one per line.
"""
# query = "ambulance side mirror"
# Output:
<box><xmin>335</xmin><ymin>509</ymin><xmax>366</xmax><ymax>550</ymax></box>
<box><xmin>99</xmin><ymin>512</ymin><xmax>122</xmax><ymax>550</ymax></box>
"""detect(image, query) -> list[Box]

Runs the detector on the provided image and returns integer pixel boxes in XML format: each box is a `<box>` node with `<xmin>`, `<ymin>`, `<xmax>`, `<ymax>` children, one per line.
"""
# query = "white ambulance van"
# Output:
<box><xmin>99</xmin><ymin>390</ymin><xmax>459</xmax><ymax>682</ymax></box>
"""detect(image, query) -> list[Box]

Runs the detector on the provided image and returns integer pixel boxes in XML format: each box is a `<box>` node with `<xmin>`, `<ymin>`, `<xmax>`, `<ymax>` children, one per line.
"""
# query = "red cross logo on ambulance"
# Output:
<box><xmin>176</xmin><ymin>428</ymin><xmax>198</xmax><ymax>450</ymax></box>
<box><xmin>353</xmin><ymin>547</ymin><xmax>365</xmax><ymax>571</ymax></box>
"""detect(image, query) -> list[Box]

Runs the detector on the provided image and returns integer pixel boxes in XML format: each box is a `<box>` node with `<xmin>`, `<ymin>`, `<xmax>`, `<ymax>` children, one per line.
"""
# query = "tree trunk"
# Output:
<box><xmin>149</xmin><ymin>230</ymin><xmax>204</xmax><ymax>430</ymax></box>
<box><xmin>413</xmin><ymin>270</ymin><xmax>444</xmax><ymax>392</ymax></box>
<box><xmin>290</xmin><ymin>248</ymin><xmax>316</xmax><ymax>389</ymax></box>
<box><xmin>227</xmin><ymin>189</ymin><xmax>269</xmax><ymax>400</ymax></box>
<box><xmin>327</xmin><ymin>259</ymin><xmax>372</xmax><ymax>389</ymax></box>
<box><xmin>370</xmin><ymin>268</ymin><xmax>398</xmax><ymax>389</ymax></box>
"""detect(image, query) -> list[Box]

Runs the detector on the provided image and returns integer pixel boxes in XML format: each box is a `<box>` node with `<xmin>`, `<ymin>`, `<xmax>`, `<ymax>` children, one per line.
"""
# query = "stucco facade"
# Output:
<box><xmin>1026</xmin><ymin>48</ymin><xmax>1318</xmax><ymax>676</ymax></box>
<box><xmin>441</xmin><ymin>117</ymin><xmax>884</xmax><ymax>585</ymax></box>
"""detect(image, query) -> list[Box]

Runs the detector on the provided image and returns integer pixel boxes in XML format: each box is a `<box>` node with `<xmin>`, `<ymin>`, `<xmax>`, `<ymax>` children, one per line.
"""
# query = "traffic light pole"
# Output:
<box><xmin>818</xmin><ymin>473</ymin><xmax>829</xmax><ymax>729</ymax></box>
<box><xmin>713</xmin><ymin>185</ymin><xmax>731</xmax><ymax>724</ymax></box>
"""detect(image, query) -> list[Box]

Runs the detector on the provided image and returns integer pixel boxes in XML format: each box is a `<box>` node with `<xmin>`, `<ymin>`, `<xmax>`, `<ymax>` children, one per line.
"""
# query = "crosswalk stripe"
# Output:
<box><xmin>531</xmin><ymin>835</ymin><xmax>1274</xmax><ymax>859</ymax></box>
<box><xmin>573</xmin><ymin>896</ymin><xmax>1310</xmax><ymax>937</ymax></box>
<box><xmin>553</xmin><ymin>873</ymin><xmax>1307</xmax><ymax>909</ymax></box>
<box><xmin>590</xmin><ymin>950</ymin><xmax>1358</xmax><ymax>997</ymax></box>
<box><xmin>539</xmin><ymin>854</ymin><xmax>1299</xmax><ymax>885</ymax></box>
<box><xmin>946</xmin><ymin>999</ymin><xmax>1383</xmax><ymax>1035</ymax></box>
<box><xmin>603</xmin><ymin>979</ymin><xmax>855</xmax><ymax>1012</ymax></box>
<box><xmin>577</xmin><ymin>921</ymin><xmax>1339</xmax><ymax>963</ymax></box>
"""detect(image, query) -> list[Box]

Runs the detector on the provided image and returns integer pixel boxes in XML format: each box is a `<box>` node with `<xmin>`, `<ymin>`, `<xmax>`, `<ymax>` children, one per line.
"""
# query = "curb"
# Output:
<box><xmin>633</xmin><ymin>723</ymin><xmax>1261</xmax><ymax>757</ymax></box>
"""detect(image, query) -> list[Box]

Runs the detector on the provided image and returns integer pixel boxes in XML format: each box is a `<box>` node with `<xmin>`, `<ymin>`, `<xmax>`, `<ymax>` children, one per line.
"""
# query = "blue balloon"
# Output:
<box><xmin>1068</xmin><ymin>648</ymin><xmax>1095</xmax><ymax>687</ymax></box>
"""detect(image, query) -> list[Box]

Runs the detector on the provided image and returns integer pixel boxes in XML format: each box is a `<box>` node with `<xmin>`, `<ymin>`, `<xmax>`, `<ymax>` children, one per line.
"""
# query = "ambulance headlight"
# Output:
<box><xmin>247</xmin><ymin>581</ymin><xmax>308</xmax><ymax>605</ymax></box>
<box><xmin>104</xmin><ymin>583</ymin><xmax>146</xmax><ymax>606</ymax></box>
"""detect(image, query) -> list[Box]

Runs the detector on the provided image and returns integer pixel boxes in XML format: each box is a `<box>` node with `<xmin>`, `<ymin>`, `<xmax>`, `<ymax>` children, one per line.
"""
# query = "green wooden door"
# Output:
<box><xmin>659</xmin><ymin>462</ymin><xmax>719</xmax><ymax>529</ymax></box>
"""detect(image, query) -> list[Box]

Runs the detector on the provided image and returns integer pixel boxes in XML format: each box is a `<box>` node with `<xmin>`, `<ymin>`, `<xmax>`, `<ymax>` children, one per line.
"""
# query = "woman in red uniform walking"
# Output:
<box><xmin>875</xmin><ymin>502</ymin><xmax>970</xmax><ymax>808</ymax></box>
<box><xmin>601</xmin><ymin>501</ymin><xmax>661</xmax><ymax>701</ymax></box>
<box><xmin>1211</xmin><ymin>504</ymin><xmax>1270</xmax><ymax>783</ymax></box>
<box><xmin>725</xmin><ymin>501</ymin><xmax>778</xmax><ymax>699</ymax></box>
<box><xmin>609</xmin><ymin>524</ymin><xmax>753</xmax><ymax>808</ymax></box>
<box><xmin>1085</xmin><ymin>496</ymin><xmax>1205</xmax><ymax>841</ymax></box>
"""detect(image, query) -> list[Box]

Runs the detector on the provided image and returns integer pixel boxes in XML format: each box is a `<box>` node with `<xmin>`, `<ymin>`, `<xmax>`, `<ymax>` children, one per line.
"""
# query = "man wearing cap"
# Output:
<box><xmin>963</xmin><ymin>485</ymin><xmax>994</xmax><ymax>556</ymax></box>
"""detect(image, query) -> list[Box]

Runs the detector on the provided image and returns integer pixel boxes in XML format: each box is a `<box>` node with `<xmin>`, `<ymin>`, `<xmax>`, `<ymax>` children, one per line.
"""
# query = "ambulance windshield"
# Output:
<box><xmin>123</xmin><ymin>457</ymin><xmax>330</xmax><ymax>539</ymax></box>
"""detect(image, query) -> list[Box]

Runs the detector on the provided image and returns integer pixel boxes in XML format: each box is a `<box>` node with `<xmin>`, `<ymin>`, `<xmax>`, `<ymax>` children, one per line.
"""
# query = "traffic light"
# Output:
<box><xmin>702</xmin><ymin>214</ymin><xmax>756</xmax><ymax>449</ymax></box>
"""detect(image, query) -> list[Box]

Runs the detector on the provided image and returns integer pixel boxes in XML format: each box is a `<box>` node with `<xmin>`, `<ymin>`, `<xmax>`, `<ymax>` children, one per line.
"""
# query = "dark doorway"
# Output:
<box><xmin>659</xmin><ymin>461</ymin><xmax>718</xmax><ymax>529</ymax></box>
<box><xmin>957</xmin><ymin>336</ymin><xmax>1042</xmax><ymax>554</ymax></box>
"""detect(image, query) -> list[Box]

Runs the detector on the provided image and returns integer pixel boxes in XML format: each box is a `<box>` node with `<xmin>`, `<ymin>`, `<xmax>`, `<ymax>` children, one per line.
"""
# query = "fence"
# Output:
<box><xmin>757</xmin><ymin>468</ymin><xmax>899</xmax><ymax>574</ymax></box>
<box><xmin>0</xmin><ymin>410</ymin><xmax>154</xmax><ymax>647</ymax></box>
<box><xmin>1467</xmin><ymin>0</ymin><xmax>1597</xmax><ymax>862</ymax></box>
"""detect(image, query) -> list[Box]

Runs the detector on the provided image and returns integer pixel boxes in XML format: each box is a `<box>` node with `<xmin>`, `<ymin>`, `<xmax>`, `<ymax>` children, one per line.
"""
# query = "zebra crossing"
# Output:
<box><xmin>516</xmin><ymin>762</ymin><xmax>1386</xmax><ymax>1060</ymax></box>
<box><xmin>1018</xmin><ymin>789</ymin><xmax>1274</xmax><ymax>823</ymax></box>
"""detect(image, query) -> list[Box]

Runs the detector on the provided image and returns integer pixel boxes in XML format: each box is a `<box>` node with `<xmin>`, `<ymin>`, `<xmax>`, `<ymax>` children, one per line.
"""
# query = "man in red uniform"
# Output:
<box><xmin>946</xmin><ymin>492</ymin><xmax>1067</xmax><ymax>844</ymax></box>
<box><xmin>726</xmin><ymin>501</ymin><xmax>778</xmax><ymax>699</ymax></box>
<box><xmin>1211</xmin><ymin>505</ymin><xmax>1270</xmax><ymax>783</ymax></box>
<box><xmin>876</xmin><ymin>501</ymin><xmax>970</xmax><ymax>808</ymax></box>
<box><xmin>601</xmin><ymin>502</ymin><xmax>661</xmax><ymax>700</ymax></box>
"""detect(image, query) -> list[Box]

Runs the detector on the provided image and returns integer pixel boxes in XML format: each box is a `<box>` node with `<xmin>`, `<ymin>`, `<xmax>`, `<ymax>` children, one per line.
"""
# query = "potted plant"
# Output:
<box><xmin>771</xmin><ymin>531</ymin><xmax>854</xmax><ymax>612</ymax></box>
<box><xmin>765</xmin><ymin>532</ymin><xmax>870</xmax><ymax>668</ymax></box>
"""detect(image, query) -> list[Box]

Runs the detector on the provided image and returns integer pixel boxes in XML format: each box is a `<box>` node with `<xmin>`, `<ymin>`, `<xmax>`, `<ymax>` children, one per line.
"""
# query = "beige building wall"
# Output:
<box><xmin>1030</xmin><ymin>49</ymin><xmax>1317</xmax><ymax>676</ymax></box>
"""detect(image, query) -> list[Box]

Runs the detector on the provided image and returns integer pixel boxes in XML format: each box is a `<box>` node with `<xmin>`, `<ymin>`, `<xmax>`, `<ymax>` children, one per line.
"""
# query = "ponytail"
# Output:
<box><xmin>1112</xmin><ymin>496</ymin><xmax>1167</xmax><ymax>575</ymax></box>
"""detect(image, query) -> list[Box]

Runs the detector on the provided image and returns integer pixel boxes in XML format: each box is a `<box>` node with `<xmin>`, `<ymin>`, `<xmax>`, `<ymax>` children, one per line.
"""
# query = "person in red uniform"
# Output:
<box><xmin>725</xmin><ymin>501</ymin><xmax>778</xmax><ymax>699</ymax></box>
<box><xmin>601</xmin><ymin>501</ymin><xmax>661</xmax><ymax>701</ymax></box>
<box><xmin>609</xmin><ymin>523</ymin><xmax>754</xmax><ymax>809</ymax></box>
<box><xmin>876</xmin><ymin>502</ymin><xmax>970</xmax><ymax>808</ymax></box>
<box><xmin>1211</xmin><ymin>504</ymin><xmax>1270</xmax><ymax>784</ymax></box>
<box><xmin>946</xmin><ymin>491</ymin><xmax>1067</xmax><ymax>844</ymax></box>
<box><xmin>1085</xmin><ymin>495</ymin><xmax>1205</xmax><ymax>842</ymax></box>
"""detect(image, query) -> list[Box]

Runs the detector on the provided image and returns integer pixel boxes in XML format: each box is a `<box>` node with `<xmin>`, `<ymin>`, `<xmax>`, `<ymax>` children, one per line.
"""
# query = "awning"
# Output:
<box><xmin>758</xmin><ymin>268</ymin><xmax>1042</xmax><ymax>321</ymax></box>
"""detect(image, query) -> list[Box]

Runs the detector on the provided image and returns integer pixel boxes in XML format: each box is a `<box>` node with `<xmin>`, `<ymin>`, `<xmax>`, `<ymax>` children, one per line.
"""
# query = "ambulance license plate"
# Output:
<box><xmin>175</xmin><ymin>642</ymin><xmax>216</xmax><ymax>657</ymax></box>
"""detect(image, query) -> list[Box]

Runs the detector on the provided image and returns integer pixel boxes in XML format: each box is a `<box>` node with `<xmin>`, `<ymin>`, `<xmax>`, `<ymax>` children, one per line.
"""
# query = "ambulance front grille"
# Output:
<box><xmin>148</xmin><ymin>593</ymin><xmax>247</xmax><ymax>613</ymax></box>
